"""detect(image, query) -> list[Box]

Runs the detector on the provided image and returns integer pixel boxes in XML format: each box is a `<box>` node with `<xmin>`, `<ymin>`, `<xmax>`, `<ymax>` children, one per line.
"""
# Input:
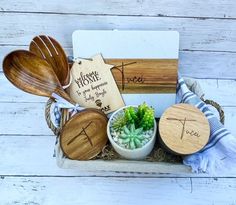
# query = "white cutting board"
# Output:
<box><xmin>72</xmin><ymin>30</ymin><xmax>179</xmax><ymax>117</ymax></box>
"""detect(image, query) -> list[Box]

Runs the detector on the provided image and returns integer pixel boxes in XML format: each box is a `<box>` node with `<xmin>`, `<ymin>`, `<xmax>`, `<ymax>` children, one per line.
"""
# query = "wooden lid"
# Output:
<box><xmin>60</xmin><ymin>109</ymin><xmax>108</xmax><ymax>160</ymax></box>
<box><xmin>159</xmin><ymin>103</ymin><xmax>210</xmax><ymax>155</ymax></box>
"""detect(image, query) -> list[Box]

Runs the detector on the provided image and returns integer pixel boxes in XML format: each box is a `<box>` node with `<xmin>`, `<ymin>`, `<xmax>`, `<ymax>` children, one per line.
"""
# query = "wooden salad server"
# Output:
<box><xmin>29</xmin><ymin>35</ymin><xmax>70</xmax><ymax>87</ymax></box>
<box><xmin>3</xmin><ymin>50</ymin><xmax>109</xmax><ymax>160</ymax></box>
<box><xmin>3</xmin><ymin>50</ymin><xmax>74</xmax><ymax>104</ymax></box>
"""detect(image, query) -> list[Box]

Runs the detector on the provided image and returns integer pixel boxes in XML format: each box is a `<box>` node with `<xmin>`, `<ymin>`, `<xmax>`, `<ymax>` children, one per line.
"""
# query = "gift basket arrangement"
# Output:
<box><xmin>3</xmin><ymin>30</ymin><xmax>235</xmax><ymax>174</ymax></box>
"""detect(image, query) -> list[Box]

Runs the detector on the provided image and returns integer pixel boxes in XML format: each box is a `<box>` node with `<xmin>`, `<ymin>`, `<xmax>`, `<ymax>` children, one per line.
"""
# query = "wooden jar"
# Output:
<box><xmin>159</xmin><ymin>103</ymin><xmax>210</xmax><ymax>155</ymax></box>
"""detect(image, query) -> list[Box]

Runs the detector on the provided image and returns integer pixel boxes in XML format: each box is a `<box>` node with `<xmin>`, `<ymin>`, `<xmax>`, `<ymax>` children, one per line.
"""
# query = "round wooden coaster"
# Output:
<box><xmin>159</xmin><ymin>103</ymin><xmax>210</xmax><ymax>155</ymax></box>
<box><xmin>60</xmin><ymin>108</ymin><xmax>108</xmax><ymax>160</ymax></box>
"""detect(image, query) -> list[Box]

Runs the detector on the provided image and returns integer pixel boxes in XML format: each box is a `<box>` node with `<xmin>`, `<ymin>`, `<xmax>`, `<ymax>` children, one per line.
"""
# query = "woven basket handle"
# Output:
<box><xmin>45</xmin><ymin>98</ymin><xmax>60</xmax><ymax>136</ymax></box>
<box><xmin>202</xmin><ymin>98</ymin><xmax>225</xmax><ymax>124</ymax></box>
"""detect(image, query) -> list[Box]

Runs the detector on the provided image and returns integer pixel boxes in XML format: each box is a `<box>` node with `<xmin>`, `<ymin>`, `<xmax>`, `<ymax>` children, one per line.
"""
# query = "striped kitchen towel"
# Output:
<box><xmin>177</xmin><ymin>77</ymin><xmax>236</xmax><ymax>174</ymax></box>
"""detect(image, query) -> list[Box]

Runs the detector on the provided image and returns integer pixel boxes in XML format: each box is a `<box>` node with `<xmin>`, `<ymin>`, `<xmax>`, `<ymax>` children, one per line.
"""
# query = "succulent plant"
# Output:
<box><xmin>110</xmin><ymin>103</ymin><xmax>155</xmax><ymax>150</ymax></box>
<box><xmin>124</xmin><ymin>103</ymin><xmax>155</xmax><ymax>131</ymax></box>
<box><xmin>124</xmin><ymin>106</ymin><xmax>138</xmax><ymax>125</ymax></box>
<box><xmin>111</xmin><ymin>114</ymin><xmax>127</xmax><ymax>131</ymax></box>
<box><xmin>119</xmin><ymin>124</ymin><xmax>146</xmax><ymax>149</ymax></box>
<box><xmin>139</xmin><ymin>107</ymin><xmax>155</xmax><ymax>130</ymax></box>
<box><xmin>137</xmin><ymin>103</ymin><xmax>155</xmax><ymax>130</ymax></box>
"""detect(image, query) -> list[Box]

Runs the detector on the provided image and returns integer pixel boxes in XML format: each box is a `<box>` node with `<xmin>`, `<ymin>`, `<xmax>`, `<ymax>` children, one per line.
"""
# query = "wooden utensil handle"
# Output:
<box><xmin>56</xmin><ymin>88</ymin><xmax>76</xmax><ymax>105</ymax></box>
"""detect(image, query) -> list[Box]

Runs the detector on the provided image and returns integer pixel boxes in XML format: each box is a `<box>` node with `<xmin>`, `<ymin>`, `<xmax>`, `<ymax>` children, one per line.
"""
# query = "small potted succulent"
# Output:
<box><xmin>107</xmin><ymin>103</ymin><xmax>157</xmax><ymax>160</ymax></box>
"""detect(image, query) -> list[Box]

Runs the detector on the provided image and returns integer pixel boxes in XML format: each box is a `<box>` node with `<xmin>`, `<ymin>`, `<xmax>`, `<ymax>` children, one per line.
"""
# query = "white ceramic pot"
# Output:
<box><xmin>107</xmin><ymin>106</ymin><xmax>157</xmax><ymax>160</ymax></box>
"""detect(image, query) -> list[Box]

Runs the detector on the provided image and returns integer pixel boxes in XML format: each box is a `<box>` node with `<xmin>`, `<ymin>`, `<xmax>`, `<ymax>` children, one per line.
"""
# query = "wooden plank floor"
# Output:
<box><xmin>0</xmin><ymin>1</ymin><xmax>236</xmax><ymax>204</ymax></box>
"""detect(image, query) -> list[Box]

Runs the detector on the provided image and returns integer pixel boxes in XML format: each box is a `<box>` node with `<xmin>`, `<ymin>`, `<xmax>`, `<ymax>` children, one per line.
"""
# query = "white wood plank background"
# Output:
<box><xmin>0</xmin><ymin>0</ymin><xmax>236</xmax><ymax>204</ymax></box>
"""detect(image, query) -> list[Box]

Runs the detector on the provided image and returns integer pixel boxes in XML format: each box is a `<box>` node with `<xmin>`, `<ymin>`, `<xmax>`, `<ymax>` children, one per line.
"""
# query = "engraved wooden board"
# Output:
<box><xmin>107</xmin><ymin>59</ymin><xmax>177</xmax><ymax>93</ymax></box>
<box><xmin>159</xmin><ymin>104</ymin><xmax>210</xmax><ymax>155</ymax></box>
<box><xmin>60</xmin><ymin>109</ymin><xmax>108</xmax><ymax>160</ymax></box>
<box><xmin>72</xmin><ymin>30</ymin><xmax>179</xmax><ymax>117</ymax></box>
<box><xmin>70</xmin><ymin>58</ymin><xmax>177</xmax><ymax>93</ymax></box>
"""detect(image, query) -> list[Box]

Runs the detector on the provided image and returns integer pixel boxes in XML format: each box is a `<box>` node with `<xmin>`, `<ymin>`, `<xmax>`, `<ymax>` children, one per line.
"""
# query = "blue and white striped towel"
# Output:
<box><xmin>177</xmin><ymin>77</ymin><xmax>236</xmax><ymax>174</ymax></box>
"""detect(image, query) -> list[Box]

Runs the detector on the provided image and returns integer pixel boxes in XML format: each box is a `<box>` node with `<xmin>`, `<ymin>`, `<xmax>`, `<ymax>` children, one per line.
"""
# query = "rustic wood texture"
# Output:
<box><xmin>1</xmin><ymin>177</ymin><xmax>236</xmax><ymax>205</ymax></box>
<box><xmin>3</xmin><ymin>50</ymin><xmax>73</xmax><ymax>104</ymax></box>
<box><xmin>2</xmin><ymin>48</ymin><xmax>236</xmax><ymax>79</ymax></box>
<box><xmin>29</xmin><ymin>35</ymin><xmax>70</xmax><ymax>86</ymax></box>
<box><xmin>159</xmin><ymin>104</ymin><xmax>210</xmax><ymax>155</ymax></box>
<box><xmin>1</xmin><ymin>0</ymin><xmax>236</xmax><ymax>18</ymax></box>
<box><xmin>107</xmin><ymin>59</ymin><xmax>178</xmax><ymax>93</ymax></box>
<box><xmin>60</xmin><ymin>109</ymin><xmax>108</xmax><ymax>160</ymax></box>
<box><xmin>1</xmin><ymin>14</ymin><xmax>236</xmax><ymax>52</ymax></box>
<box><xmin>1</xmin><ymin>1</ymin><xmax>236</xmax><ymax>204</ymax></box>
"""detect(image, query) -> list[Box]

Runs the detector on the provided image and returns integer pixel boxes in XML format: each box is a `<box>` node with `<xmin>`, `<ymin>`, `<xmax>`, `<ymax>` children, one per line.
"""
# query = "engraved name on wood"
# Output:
<box><xmin>106</xmin><ymin>59</ymin><xmax>178</xmax><ymax>94</ymax></box>
<box><xmin>159</xmin><ymin>104</ymin><xmax>210</xmax><ymax>155</ymax></box>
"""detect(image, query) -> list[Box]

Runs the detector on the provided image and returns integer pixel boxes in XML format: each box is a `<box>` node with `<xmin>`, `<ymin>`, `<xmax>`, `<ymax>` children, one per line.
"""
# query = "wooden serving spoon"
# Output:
<box><xmin>3</xmin><ymin>50</ymin><xmax>74</xmax><ymax>104</ymax></box>
<box><xmin>29</xmin><ymin>35</ymin><xmax>70</xmax><ymax>86</ymax></box>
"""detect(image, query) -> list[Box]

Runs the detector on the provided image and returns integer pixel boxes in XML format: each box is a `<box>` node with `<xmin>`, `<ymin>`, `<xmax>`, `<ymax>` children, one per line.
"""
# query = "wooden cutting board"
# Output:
<box><xmin>72</xmin><ymin>30</ymin><xmax>179</xmax><ymax>117</ymax></box>
<box><xmin>107</xmin><ymin>58</ymin><xmax>177</xmax><ymax>94</ymax></box>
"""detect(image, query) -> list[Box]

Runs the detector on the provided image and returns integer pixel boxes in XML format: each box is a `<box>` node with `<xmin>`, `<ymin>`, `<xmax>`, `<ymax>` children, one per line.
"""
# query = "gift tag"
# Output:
<box><xmin>159</xmin><ymin>104</ymin><xmax>210</xmax><ymax>155</ymax></box>
<box><xmin>69</xmin><ymin>54</ymin><xmax>125</xmax><ymax>114</ymax></box>
<box><xmin>60</xmin><ymin>108</ymin><xmax>108</xmax><ymax>160</ymax></box>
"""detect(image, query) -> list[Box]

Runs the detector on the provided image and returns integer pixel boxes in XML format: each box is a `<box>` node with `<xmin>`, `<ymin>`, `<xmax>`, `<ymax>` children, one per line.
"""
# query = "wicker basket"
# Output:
<box><xmin>44</xmin><ymin>78</ymin><xmax>225</xmax><ymax>171</ymax></box>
